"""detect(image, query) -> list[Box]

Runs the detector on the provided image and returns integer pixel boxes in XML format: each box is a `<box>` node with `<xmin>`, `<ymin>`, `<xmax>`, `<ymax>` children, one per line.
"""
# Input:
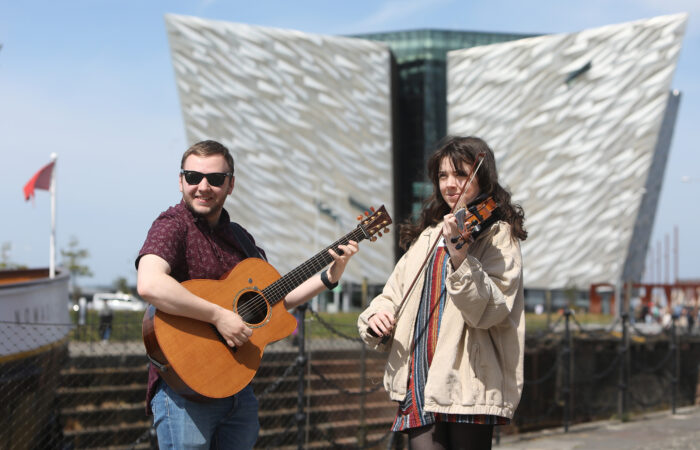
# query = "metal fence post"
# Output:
<box><xmin>359</xmin><ymin>278</ymin><xmax>368</xmax><ymax>447</ymax></box>
<box><xmin>671</xmin><ymin>313</ymin><xmax>678</xmax><ymax>414</ymax></box>
<box><xmin>295</xmin><ymin>304</ymin><xmax>308</xmax><ymax>450</ymax></box>
<box><xmin>618</xmin><ymin>312</ymin><xmax>629</xmax><ymax>420</ymax></box>
<box><xmin>358</xmin><ymin>342</ymin><xmax>367</xmax><ymax>447</ymax></box>
<box><xmin>563</xmin><ymin>309</ymin><xmax>571</xmax><ymax>432</ymax></box>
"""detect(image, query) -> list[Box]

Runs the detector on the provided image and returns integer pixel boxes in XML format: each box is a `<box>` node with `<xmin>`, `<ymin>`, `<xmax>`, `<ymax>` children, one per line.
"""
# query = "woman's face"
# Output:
<box><xmin>438</xmin><ymin>156</ymin><xmax>481</xmax><ymax>210</ymax></box>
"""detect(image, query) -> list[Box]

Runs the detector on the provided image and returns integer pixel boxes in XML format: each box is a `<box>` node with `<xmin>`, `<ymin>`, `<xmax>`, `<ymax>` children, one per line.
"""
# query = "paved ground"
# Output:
<box><xmin>496</xmin><ymin>405</ymin><xmax>700</xmax><ymax>449</ymax></box>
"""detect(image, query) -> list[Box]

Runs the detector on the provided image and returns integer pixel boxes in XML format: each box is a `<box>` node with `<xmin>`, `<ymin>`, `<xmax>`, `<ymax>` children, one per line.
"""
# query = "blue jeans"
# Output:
<box><xmin>151</xmin><ymin>382</ymin><xmax>260</xmax><ymax>449</ymax></box>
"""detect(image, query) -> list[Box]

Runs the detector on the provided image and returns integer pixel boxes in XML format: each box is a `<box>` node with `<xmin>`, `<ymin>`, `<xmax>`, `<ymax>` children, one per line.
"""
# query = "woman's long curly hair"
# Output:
<box><xmin>399</xmin><ymin>136</ymin><xmax>527</xmax><ymax>250</ymax></box>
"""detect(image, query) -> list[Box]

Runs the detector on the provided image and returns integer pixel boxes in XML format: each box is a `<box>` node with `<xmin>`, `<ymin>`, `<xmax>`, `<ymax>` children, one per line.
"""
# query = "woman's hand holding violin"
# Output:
<box><xmin>442</xmin><ymin>213</ymin><xmax>471</xmax><ymax>268</ymax></box>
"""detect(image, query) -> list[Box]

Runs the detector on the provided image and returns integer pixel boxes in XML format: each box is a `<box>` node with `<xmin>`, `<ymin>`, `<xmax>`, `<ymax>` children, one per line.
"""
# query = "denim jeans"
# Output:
<box><xmin>151</xmin><ymin>382</ymin><xmax>260</xmax><ymax>449</ymax></box>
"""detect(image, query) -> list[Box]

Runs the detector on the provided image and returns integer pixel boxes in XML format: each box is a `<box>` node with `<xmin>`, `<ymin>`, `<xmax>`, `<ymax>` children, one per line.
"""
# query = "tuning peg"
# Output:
<box><xmin>365</xmin><ymin>211</ymin><xmax>370</xmax><ymax>216</ymax></box>
<box><xmin>357</xmin><ymin>215</ymin><xmax>363</xmax><ymax>221</ymax></box>
<box><xmin>378</xmin><ymin>232</ymin><xmax>383</xmax><ymax>237</ymax></box>
<box><xmin>370</xmin><ymin>206</ymin><xmax>375</xmax><ymax>212</ymax></box>
<box><xmin>384</xmin><ymin>228</ymin><xmax>390</xmax><ymax>233</ymax></box>
<box><xmin>370</xmin><ymin>237</ymin><xmax>377</xmax><ymax>242</ymax></box>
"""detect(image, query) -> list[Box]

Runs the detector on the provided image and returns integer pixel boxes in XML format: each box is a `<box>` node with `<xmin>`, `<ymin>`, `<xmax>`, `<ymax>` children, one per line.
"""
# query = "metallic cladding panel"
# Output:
<box><xmin>165</xmin><ymin>14</ymin><xmax>395</xmax><ymax>284</ymax></box>
<box><xmin>621</xmin><ymin>91</ymin><xmax>681</xmax><ymax>283</ymax></box>
<box><xmin>446</xmin><ymin>14</ymin><xmax>687</xmax><ymax>289</ymax></box>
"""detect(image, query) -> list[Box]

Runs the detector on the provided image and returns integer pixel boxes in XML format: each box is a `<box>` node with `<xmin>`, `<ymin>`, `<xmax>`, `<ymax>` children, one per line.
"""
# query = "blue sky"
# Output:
<box><xmin>1</xmin><ymin>0</ymin><xmax>698</xmax><ymax>287</ymax></box>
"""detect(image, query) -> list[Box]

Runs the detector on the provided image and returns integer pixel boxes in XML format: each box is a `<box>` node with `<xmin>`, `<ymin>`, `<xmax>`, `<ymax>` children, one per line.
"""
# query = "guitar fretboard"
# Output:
<box><xmin>262</xmin><ymin>227</ymin><xmax>367</xmax><ymax>304</ymax></box>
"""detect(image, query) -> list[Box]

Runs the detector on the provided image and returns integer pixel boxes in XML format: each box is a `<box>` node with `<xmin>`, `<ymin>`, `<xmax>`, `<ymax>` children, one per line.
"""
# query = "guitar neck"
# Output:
<box><xmin>262</xmin><ymin>226</ymin><xmax>368</xmax><ymax>305</ymax></box>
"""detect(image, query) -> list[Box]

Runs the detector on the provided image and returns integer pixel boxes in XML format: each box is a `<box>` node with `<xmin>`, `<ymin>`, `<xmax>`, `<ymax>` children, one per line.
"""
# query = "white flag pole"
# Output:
<box><xmin>49</xmin><ymin>153</ymin><xmax>57</xmax><ymax>279</ymax></box>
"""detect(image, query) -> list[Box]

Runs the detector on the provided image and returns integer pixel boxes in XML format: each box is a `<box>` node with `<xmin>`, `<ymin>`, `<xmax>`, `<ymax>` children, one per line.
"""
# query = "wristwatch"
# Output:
<box><xmin>320</xmin><ymin>270</ymin><xmax>339</xmax><ymax>290</ymax></box>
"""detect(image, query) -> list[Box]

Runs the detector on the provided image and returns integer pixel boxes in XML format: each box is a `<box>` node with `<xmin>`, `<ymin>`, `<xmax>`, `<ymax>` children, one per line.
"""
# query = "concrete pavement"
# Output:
<box><xmin>496</xmin><ymin>406</ymin><xmax>700</xmax><ymax>449</ymax></box>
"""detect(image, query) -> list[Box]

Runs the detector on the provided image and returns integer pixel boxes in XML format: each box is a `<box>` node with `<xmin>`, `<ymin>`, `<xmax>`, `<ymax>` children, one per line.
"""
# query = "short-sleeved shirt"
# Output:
<box><xmin>136</xmin><ymin>200</ymin><xmax>265</xmax><ymax>414</ymax></box>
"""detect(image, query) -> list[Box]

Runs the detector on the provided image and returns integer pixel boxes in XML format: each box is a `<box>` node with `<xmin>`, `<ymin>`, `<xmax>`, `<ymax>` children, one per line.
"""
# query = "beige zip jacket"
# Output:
<box><xmin>358</xmin><ymin>221</ymin><xmax>524</xmax><ymax>418</ymax></box>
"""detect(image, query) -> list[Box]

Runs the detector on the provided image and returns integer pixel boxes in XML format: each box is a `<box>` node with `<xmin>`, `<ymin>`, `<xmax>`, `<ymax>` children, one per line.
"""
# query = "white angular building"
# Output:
<box><xmin>165</xmin><ymin>14</ymin><xmax>396</xmax><ymax>292</ymax></box>
<box><xmin>165</xmin><ymin>13</ymin><xmax>687</xmax><ymax>309</ymax></box>
<box><xmin>447</xmin><ymin>14</ymin><xmax>687</xmax><ymax>291</ymax></box>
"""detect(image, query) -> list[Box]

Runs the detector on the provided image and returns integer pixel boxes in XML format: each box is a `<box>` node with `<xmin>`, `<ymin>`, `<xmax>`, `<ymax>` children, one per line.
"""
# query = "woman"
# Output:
<box><xmin>358</xmin><ymin>136</ymin><xmax>527</xmax><ymax>449</ymax></box>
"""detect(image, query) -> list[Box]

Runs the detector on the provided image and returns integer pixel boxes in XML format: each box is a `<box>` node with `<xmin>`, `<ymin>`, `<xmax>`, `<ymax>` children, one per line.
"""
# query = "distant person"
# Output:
<box><xmin>651</xmin><ymin>303</ymin><xmax>661</xmax><ymax>323</ymax></box>
<box><xmin>358</xmin><ymin>136</ymin><xmax>527</xmax><ymax>450</ymax></box>
<box><xmin>98</xmin><ymin>302</ymin><xmax>113</xmax><ymax>341</ymax></box>
<box><xmin>136</xmin><ymin>140</ymin><xmax>359</xmax><ymax>449</ymax></box>
<box><xmin>661</xmin><ymin>306</ymin><xmax>673</xmax><ymax>330</ymax></box>
<box><xmin>640</xmin><ymin>303</ymin><xmax>650</xmax><ymax>324</ymax></box>
<box><xmin>684</xmin><ymin>307</ymin><xmax>694</xmax><ymax>334</ymax></box>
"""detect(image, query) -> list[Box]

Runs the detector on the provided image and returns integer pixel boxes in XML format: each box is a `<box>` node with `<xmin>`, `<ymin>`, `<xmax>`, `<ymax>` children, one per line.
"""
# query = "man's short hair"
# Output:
<box><xmin>180</xmin><ymin>140</ymin><xmax>235</xmax><ymax>174</ymax></box>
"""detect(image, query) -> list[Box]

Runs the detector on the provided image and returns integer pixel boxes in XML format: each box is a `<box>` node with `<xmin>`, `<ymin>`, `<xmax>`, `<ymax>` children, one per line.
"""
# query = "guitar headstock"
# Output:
<box><xmin>357</xmin><ymin>205</ymin><xmax>393</xmax><ymax>242</ymax></box>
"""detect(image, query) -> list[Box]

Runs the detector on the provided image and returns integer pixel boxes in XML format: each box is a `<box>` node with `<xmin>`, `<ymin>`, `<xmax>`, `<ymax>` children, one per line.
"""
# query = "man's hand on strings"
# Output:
<box><xmin>326</xmin><ymin>240</ymin><xmax>359</xmax><ymax>284</ymax></box>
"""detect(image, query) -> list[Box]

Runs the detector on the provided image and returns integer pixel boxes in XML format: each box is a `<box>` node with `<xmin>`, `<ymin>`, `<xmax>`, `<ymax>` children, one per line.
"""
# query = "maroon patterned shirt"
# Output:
<box><xmin>136</xmin><ymin>200</ymin><xmax>265</xmax><ymax>414</ymax></box>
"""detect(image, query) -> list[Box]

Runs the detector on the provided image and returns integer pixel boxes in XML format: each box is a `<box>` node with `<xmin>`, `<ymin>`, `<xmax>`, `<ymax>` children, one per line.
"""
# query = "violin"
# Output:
<box><xmin>451</xmin><ymin>195</ymin><xmax>500</xmax><ymax>249</ymax></box>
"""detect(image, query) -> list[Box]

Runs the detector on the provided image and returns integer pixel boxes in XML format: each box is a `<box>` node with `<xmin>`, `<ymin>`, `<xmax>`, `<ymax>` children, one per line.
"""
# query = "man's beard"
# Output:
<box><xmin>183</xmin><ymin>195</ymin><xmax>225</xmax><ymax>223</ymax></box>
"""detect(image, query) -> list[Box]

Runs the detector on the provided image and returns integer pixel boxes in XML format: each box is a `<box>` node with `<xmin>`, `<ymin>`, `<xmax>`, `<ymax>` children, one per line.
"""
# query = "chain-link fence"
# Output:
<box><xmin>1</xmin><ymin>308</ymin><xmax>699</xmax><ymax>449</ymax></box>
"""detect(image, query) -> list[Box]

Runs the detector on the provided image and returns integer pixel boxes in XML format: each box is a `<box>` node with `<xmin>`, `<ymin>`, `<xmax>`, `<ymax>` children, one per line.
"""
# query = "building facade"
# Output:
<box><xmin>166</xmin><ymin>14</ymin><xmax>687</xmax><ymax>311</ymax></box>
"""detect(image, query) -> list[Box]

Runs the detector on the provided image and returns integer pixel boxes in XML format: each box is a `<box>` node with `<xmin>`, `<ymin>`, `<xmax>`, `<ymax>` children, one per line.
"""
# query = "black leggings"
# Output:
<box><xmin>406</xmin><ymin>422</ymin><xmax>494</xmax><ymax>450</ymax></box>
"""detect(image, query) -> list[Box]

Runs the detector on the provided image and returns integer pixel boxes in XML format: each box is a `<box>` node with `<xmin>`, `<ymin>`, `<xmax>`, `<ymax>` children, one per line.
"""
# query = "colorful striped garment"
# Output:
<box><xmin>391</xmin><ymin>241</ymin><xmax>509</xmax><ymax>431</ymax></box>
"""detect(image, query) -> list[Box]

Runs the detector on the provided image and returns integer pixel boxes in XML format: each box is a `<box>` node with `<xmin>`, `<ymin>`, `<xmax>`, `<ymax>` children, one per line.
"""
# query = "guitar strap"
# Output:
<box><xmin>229</xmin><ymin>222</ymin><xmax>266</xmax><ymax>261</ymax></box>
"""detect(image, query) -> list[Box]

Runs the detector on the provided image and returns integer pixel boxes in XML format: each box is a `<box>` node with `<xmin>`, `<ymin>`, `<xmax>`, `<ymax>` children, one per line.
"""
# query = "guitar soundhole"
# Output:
<box><xmin>235</xmin><ymin>290</ymin><xmax>269</xmax><ymax>326</ymax></box>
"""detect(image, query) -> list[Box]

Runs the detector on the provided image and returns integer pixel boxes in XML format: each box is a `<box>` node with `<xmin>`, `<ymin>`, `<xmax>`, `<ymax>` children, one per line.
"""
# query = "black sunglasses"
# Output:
<box><xmin>180</xmin><ymin>170</ymin><xmax>233</xmax><ymax>187</ymax></box>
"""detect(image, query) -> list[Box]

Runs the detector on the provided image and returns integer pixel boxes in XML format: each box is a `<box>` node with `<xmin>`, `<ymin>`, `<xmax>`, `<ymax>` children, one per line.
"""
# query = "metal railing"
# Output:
<box><xmin>0</xmin><ymin>308</ymin><xmax>697</xmax><ymax>449</ymax></box>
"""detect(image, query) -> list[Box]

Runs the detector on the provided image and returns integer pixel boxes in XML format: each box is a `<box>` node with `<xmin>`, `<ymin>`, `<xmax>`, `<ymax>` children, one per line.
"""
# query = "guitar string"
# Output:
<box><xmin>234</xmin><ymin>232</ymin><xmax>360</xmax><ymax>321</ymax></box>
<box><xmin>234</xmin><ymin>227</ymin><xmax>369</xmax><ymax>321</ymax></box>
<box><xmin>234</xmin><ymin>227</ymin><xmax>367</xmax><ymax>320</ymax></box>
<box><xmin>233</xmin><ymin>210</ymin><xmax>389</xmax><ymax>320</ymax></box>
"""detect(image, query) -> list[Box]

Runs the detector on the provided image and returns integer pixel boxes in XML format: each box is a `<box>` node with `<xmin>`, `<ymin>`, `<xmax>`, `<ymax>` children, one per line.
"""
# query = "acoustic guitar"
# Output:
<box><xmin>142</xmin><ymin>205</ymin><xmax>392</xmax><ymax>400</ymax></box>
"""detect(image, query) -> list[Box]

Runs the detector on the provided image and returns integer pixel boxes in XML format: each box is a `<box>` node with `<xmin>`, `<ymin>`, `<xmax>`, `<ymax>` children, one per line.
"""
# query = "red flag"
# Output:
<box><xmin>23</xmin><ymin>161</ymin><xmax>55</xmax><ymax>201</ymax></box>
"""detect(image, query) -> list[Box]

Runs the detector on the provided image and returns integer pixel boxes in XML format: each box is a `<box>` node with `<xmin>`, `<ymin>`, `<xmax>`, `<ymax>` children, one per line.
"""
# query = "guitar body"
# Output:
<box><xmin>142</xmin><ymin>258</ymin><xmax>298</xmax><ymax>400</ymax></box>
<box><xmin>142</xmin><ymin>204</ymin><xmax>393</xmax><ymax>400</ymax></box>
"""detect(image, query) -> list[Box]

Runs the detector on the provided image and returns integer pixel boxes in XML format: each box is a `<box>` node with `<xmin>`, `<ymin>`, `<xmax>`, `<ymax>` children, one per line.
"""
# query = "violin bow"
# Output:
<box><xmin>377</xmin><ymin>152</ymin><xmax>486</xmax><ymax>342</ymax></box>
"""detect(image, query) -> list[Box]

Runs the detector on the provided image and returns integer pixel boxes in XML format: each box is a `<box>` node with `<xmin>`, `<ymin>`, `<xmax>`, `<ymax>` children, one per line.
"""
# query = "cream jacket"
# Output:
<box><xmin>358</xmin><ymin>221</ymin><xmax>524</xmax><ymax>418</ymax></box>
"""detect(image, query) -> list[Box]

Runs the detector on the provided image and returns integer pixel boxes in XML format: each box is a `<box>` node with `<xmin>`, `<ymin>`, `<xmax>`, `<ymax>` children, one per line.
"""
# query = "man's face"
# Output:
<box><xmin>179</xmin><ymin>154</ymin><xmax>234</xmax><ymax>226</ymax></box>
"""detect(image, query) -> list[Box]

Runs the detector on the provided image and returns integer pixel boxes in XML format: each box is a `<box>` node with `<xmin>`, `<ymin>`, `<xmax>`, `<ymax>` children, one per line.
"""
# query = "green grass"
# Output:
<box><xmin>307</xmin><ymin>311</ymin><xmax>616</xmax><ymax>337</ymax></box>
<box><xmin>526</xmin><ymin>311</ymin><xmax>615</xmax><ymax>333</ymax></box>
<box><xmin>306</xmin><ymin>311</ymin><xmax>361</xmax><ymax>339</ymax></box>
<box><xmin>67</xmin><ymin>309</ymin><xmax>616</xmax><ymax>343</ymax></box>
<box><xmin>69</xmin><ymin>310</ymin><xmax>145</xmax><ymax>341</ymax></box>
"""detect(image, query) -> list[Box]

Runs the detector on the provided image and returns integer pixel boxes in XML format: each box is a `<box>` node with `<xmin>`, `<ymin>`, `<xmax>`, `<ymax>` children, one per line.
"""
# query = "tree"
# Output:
<box><xmin>0</xmin><ymin>242</ymin><xmax>27</xmax><ymax>270</ymax></box>
<box><xmin>0</xmin><ymin>242</ymin><xmax>11</xmax><ymax>269</ymax></box>
<box><xmin>113</xmin><ymin>276</ymin><xmax>132</xmax><ymax>294</ymax></box>
<box><xmin>61</xmin><ymin>236</ymin><xmax>93</xmax><ymax>300</ymax></box>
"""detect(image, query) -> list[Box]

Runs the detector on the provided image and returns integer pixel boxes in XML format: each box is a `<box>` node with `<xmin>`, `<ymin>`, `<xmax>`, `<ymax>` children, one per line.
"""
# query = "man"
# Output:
<box><xmin>136</xmin><ymin>140</ymin><xmax>358</xmax><ymax>449</ymax></box>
